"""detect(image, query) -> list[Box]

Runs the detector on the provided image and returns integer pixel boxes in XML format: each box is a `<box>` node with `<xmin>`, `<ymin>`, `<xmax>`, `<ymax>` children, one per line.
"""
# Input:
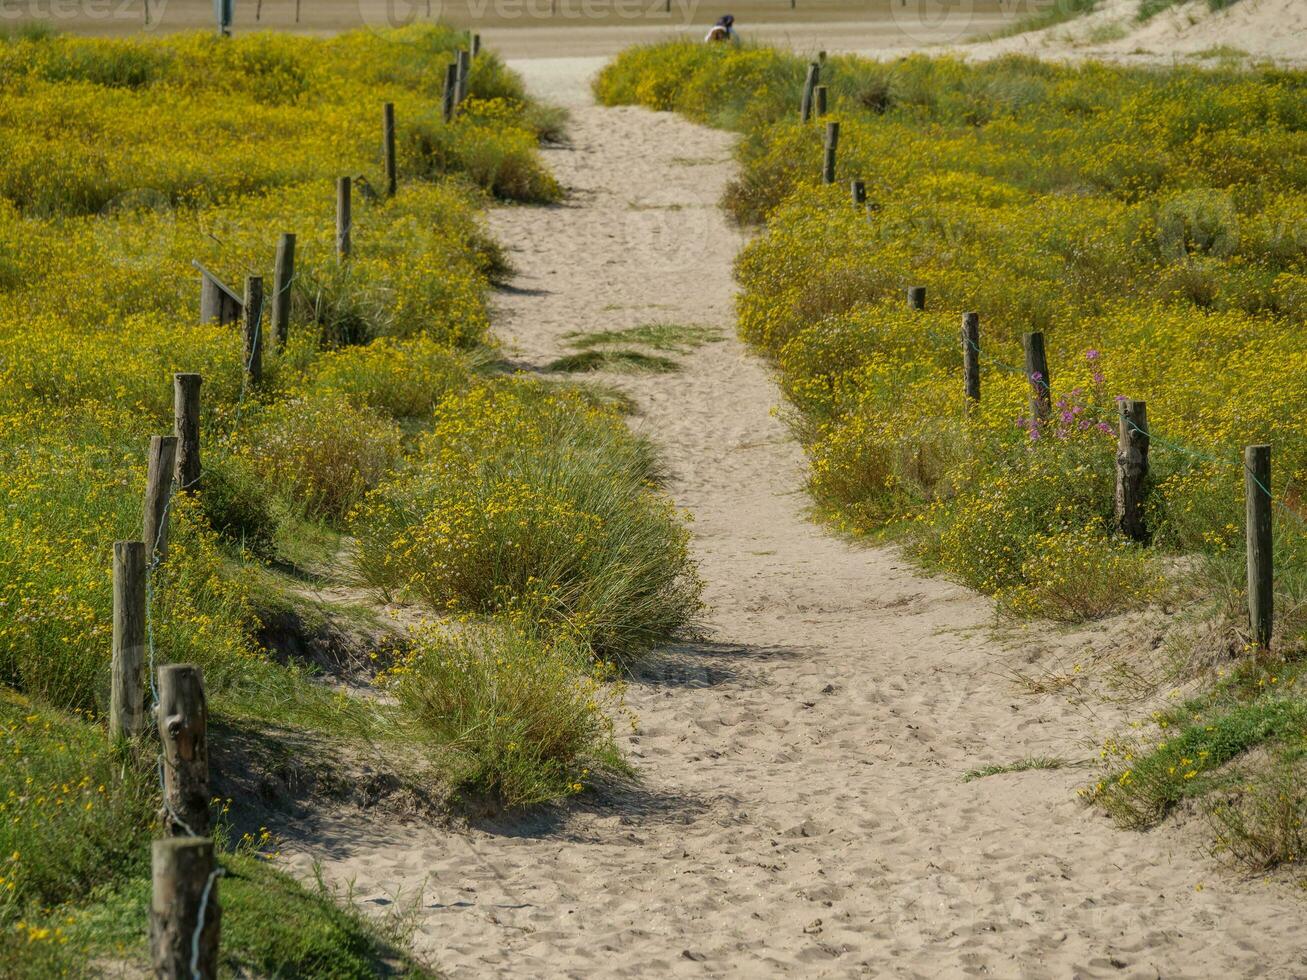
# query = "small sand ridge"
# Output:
<box><xmin>278</xmin><ymin>62</ymin><xmax>1305</xmax><ymax>977</ymax></box>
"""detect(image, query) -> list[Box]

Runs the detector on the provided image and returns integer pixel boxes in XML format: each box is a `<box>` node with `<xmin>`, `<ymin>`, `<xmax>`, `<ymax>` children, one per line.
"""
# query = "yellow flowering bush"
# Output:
<box><xmin>0</xmin><ymin>406</ymin><xmax>261</xmax><ymax>712</ymax></box>
<box><xmin>0</xmin><ymin>26</ymin><xmax>559</xmax><ymax>214</ymax></box>
<box><xmin>354</xmin><ymin>379</ymin><xmax>703</xmax><ymax>660</ymax></box>
<box><xmin>307</xmin><ymin>336</ymin><xmax>476</xmax><ymax>420</ymax></box>
<box><xmin>241</xmin><ymin>392</ymin><xmax>403</xmax><ymax>522</ymax></box>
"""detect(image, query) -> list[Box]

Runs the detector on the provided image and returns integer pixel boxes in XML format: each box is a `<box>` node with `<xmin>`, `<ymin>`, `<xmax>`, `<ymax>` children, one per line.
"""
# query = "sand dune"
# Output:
<box><xmin>277</xmin><ymin>60</ymin><xmax>1307</xmax><ymax>977</ymax></box>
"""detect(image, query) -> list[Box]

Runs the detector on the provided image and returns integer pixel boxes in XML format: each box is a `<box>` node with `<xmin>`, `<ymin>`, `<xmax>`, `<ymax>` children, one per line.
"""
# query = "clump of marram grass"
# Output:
<box><xmin>307</xmin><ymin>336</ymin><xmax>476</xmax><ymax>420</ymax></box>
<box><xmin>1208</xmin><ymin>755</ymin><xmax>1307</xmax><ymax>875</ymax></box>
<box><xmin>242</xmin><ymin>391</ymin><xmax>402</xmax><ymax>523</ymax></box>
<box><xmin>352</xmin><ymin>379</ymin><xmax>703</xmax><ymax>662</ymax></box>
<box><xmin>381</xmin><ymin>624</ymin><xmax>628</xmax><ymax>807</ymax></box>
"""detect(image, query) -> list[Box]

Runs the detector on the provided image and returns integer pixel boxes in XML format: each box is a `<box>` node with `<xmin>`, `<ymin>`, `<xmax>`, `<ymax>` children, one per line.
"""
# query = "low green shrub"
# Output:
<box><xmin>383</xmin><ymin>625</ymin><xmax>626</xmax><ymax>806</ymax></box>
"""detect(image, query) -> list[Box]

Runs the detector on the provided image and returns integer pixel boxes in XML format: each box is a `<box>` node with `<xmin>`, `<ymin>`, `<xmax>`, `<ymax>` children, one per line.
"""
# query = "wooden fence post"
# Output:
<box><xmin>456</xmin><ymin>49</ymin><xmax>471</xmax><ymax>105</ymax></box>
<box><xmin>272</xmin><ymin>232</ymin><xmax>295</xmax><ymax>348</ymax></box>
<box><xmin>907</xmin><ymin>285</ymin><xmax>926</xmax><ymax>311</ymax></box>
<box><xmin>110</xmin><ymin>541</ymin><xmax>147</xmax><ymax>739</ymax></box>
<box><xmin>814</xmin><ymin>85</ymin><xmax>828</xmax><ymax>117</ymax></box>
<box><xmin>196</xmin><ymin>263</ymin><xmax>242</xmax><ymax>327</ymax></box>
<box><xmin>382</xmin><ymin>103</ymin><xmax>397</xmax><ymax>198</ymax></box>
<box><xmin>242</xmin><ymin>276</ymin><xmax>263</xmax><ymax>388</ymax></box>
<box><xmin>144</xmin><ymin>435</ymin><xmax>178</xmax><ymax>564</ymax></box>
<box><xmin>471</xmin><ymin>33</ymin><xmax>481</xmax><ymax>58</ymax></box>
<box><xmin>822</xmin><ymin>121</ymin><xmax>839</xmax><ymax>185</ymax></box>
<box><xmin>1245</xmin><ymin>444</ymin><xmax>1273</xmax><ymax>650</ymax></box>
<box><xmin>336</xmin><ymin>178</ymin><xmax>351</xmax><ymax>261</ymax></box>
<box><xmin>1022</xmin><ymin>331</ymin><xmax>1050</xmax><ymax>421</ymax></box>
<box><xmin>151</xmin><ymin>838</ymin><xmax>220</xmax><ymax>980</ymax></box>
<box><xmin>1115</xmin><ymin>399</ymin><xmax>1149</xmax><ymax>541</ymax></box>
<box><xmin>851</xmin><ymin>180</ymin><xmax>866</xmax><ymax>206</ymax></box>
<box><xmin>442</xmin><ymin>61</ymin><xmax>458</xmax><ymax>123</ymax></box>
<box><xmin>800</xmin><ymin>62</ymin><xmax>818</xmax><ymax>122</ymax></box>
<box><xmin>158</xmin><ymin>664</ymin><xmax>210</xmax><ymax>836</ymax></box>
<box><xmin>962</xmin><ymin>312</ymin><xmax>980</xmax><ymax>404</ymax></box>
<box><xmin>173</xmin><ymin>374</ymin><xmax>201</xmax><ymax>492</ymax></box>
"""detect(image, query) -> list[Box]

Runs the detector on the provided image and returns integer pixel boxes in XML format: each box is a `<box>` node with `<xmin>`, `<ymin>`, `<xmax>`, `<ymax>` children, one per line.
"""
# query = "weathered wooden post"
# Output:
<box><xmin>143</xmin><ymin>435</ymin><xmax>178</xmax><ymax>564</ymax></box>
<box><xmin>1023</xmin><ymin>331</ymin><xmax>1050</xmax><ymax>420</ymax></box>
<box><xmin>195</xmin><ymin>262</ymin><xmax>242</xmax><ymax>327</ymax></box>
<box><xmin>822</xmin><ymin>121</ymin><xmax>839</xmax><ymax>185</ymax></box>
<box><xmin>851</xmin><ymin>179</ymin><xmax>866</xmax><ymax>206</ymax></box>
<box><xmin>242</xmin><ymin>276</ymin><xmax>263</xmax><ymax>388</ymax></box>
<box><xmin>1115</xmin><ymin>399</ymin><xmax>1149</xmax><ymax>542</ymax></box>
<box><xmin>962</xmin><ymin>312</ymin><xmax>980</xmax><ymax>404</ymax></box>
<box><xmin>271</xmin><ymin>232</ymin><xmax>295</xmax><ymax>348</ymax></box>
<box><xmin>336</xmin><ymin>178</ymin><xmax>351</xmax><ymax>261</ymax></box>
<box><xmin>907</xmin><ymin>285</ymin><xmax>926</xmax><ymax>311</ymax></box>
<box><xmin>456</xmin><ymin>49</ymin><xmax>471</xmax><ymax>104</ymax></box>
<box><xmin>158</xmin><ymin>664</ymin><xmax>210</xmax><ymax>836</ymax></box>
<box><xmin>173</xmin><ymin>374</ymin><xmax>201</xmax><ymax>492</ymax></box>
<box><xmin>1245</xmin><ymin>444</ymin><xmax>1273</xmax><ymax>650</ymax></box>
<box><xmin>442</xmin><ymin>61</ymin><xmax>459</xmax><ymax>123</ymax></box>
<box><xmin>471</xmin><ymin>33</ymin><xmax>481</xmax><ymax>58</ymax></box>
<box><xmin>110</xmin><ymin>541</ymin><xmax>147</xmax><ymax>739</ymax></box>
<box><xmin>814</xmin><ymin>85</ymin><xmax>828</xmax><ymax>117</ymax></box>
<box><xmin>151</xmin><ymin>838</ymin><xmax>220</xmax><ymax>980</ymax></box>
<box><xmin>800</xmin><ymin>62</ymin><xmax>819</xmax><ymax>122</ymax></box>
<box><xmin>382</xmin><ymin>102</ymin><xmax>397</xmax><ymax>198</ymax></box>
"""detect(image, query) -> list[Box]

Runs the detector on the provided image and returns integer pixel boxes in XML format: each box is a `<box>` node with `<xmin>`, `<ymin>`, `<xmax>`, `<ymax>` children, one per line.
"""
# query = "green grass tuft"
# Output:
<box><xmin>963</xmin><ymin>756</ymin><xmax>1070</xmax><ymax>782</ymax></box>
<box><xmin>564</xmin><ymin>322</ymin><xmax>724</xmax><ymax>353</ymax></box>
<box><xmin>545</xmin><ymin>349</ymin><xmax>680</xmax><ymax>374</ymax></box>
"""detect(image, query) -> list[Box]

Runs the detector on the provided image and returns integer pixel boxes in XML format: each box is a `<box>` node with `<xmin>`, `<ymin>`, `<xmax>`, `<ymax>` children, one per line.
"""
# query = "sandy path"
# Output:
<box><xmin>279</xmin><ymin>63</ymin><xmax>1306</xmax><ymax>977</ymax></box>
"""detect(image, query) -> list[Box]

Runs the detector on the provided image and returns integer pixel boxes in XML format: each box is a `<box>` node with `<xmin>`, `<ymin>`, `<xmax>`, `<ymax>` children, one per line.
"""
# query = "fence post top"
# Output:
<box><xmin>158</xmin><ymin>662</ymin><xmax>204</xmax><ymax>679</ymax></box>
<box><xmin>174</xmin><ymin>372</ymin><xmax>201</xmax><ymax>382</ymax></box>
<box><xmin>154</xmin><ymin>835</ymin><xmax>212</xmax><ymax>855</ymax></box>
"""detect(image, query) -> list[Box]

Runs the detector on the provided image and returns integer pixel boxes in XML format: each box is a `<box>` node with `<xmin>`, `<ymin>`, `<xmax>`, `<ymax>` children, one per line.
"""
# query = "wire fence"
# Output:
<box><xmin>138</xmin><ymin>285</ymin><xmax>265</xmax><ymax>978</ymax></box>
<box><xmin>908</xmin><ymin>306</ymin><xmax>1307</xmax><ymax>536</ymax></box>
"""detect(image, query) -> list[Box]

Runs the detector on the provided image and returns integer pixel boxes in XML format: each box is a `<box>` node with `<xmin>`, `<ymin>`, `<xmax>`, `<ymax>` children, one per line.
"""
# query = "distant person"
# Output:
<box><xmin>705</xmin><ymin>14</ymin><xmax>736</xmax><ymax>43</ymax></box>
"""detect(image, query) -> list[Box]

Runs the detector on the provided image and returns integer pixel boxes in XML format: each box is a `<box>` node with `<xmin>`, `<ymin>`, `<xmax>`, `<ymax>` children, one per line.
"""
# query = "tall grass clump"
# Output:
<box><xmin>381</xmin><ymin>625</ymin><xmax>627</xmax><ymax>806</ymax></box>
<box><xmin>354</xmin><ymin>380</ymin><xmax>703</xmax><ymax>662</ymax></box>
